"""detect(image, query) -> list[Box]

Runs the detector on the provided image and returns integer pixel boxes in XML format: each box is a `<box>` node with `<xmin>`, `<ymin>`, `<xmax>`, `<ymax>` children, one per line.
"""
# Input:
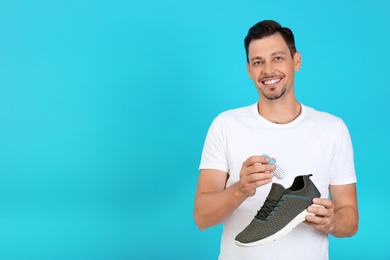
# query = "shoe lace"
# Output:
<box><xmin>255</xmin><ymin>197</ymin><xmax>280</xmax><ymax>220</ymax></box>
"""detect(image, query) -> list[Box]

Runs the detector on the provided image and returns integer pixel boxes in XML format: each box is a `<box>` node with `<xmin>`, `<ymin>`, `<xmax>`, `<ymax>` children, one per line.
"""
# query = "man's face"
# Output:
<box><xmin>246</xmin><ymin>33</ymin><xmax>301</xmax><ymax>101</ymax></box>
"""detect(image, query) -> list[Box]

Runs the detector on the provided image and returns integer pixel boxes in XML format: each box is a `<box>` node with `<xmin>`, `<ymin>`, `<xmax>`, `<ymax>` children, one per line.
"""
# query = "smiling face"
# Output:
<box><xmin>246</xmin><ymin>33</ymin><xmax>301</xmax><ymax>101</ymax></box>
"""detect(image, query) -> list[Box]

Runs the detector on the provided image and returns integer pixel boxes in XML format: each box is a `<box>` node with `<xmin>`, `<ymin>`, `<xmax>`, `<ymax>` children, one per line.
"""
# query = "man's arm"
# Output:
<box><xmin>194</xmin><ymin>169</ymin><xmax>246</xmax><ymax>230</ymax></box>
<box><xmin>194</xmin><ymin>156</ymin><xmax>275</xmax><ymax>230</ymax></box>
<box><xmin>306</xmin><ymin>183</ymin><xmax>359</xmax><ymax>237</ymax></box>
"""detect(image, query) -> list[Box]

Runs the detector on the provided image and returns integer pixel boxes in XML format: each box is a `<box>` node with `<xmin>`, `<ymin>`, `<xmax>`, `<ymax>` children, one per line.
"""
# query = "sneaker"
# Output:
<box><xmin>235</xmin><ymin>174</ymin><xmax>321</xmax><ymax>247</ymax></box>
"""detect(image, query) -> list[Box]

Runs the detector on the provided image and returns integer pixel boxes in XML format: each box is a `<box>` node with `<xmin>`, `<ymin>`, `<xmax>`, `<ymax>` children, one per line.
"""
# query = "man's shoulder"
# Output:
<box><xmin>218</xmin><ymin>103</ymin><xmax>256</xmax><ymax>119</ymax></box>
<box><xmin>209</xmin><ymin>103</ymin><xmax>257</xmax><ymax>129</ymax></box>
<box><xmin>303</xmin><ymin>105</ymin><xmax>343</xmax><ymax>124</ymax></box>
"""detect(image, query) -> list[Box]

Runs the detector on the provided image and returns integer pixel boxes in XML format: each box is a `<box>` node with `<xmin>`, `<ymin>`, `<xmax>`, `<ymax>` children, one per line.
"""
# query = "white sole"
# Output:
<box><xmin>235</xmin><ymin>210</ymin><xmax>313</xmax><ymax>247</ymax></box>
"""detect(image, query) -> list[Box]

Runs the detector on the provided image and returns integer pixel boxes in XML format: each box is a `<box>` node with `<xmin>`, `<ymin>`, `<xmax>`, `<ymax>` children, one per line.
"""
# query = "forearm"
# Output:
<box><xmin>194</xmin><ymin>158</ymin><xmax>275</xmax><ymax>230</ymax></box>
<box><xmin>307</xmin><ymin>184</ymin><xmax>359</xmax><ymax>237</ymax></box>
<box><xmin>194</xmin><ymin>182</ymin><xmax>247</xmax><ymax>230</ymax></box>
<box><xmin>327</xmin><ymin>205</ymin><xmax>359</xmax><ymax>237</ymax></box>
<box><xmin>326</xmin><ymin>183</ymin><xmax>359</xmax><ymax>237</ymax></box>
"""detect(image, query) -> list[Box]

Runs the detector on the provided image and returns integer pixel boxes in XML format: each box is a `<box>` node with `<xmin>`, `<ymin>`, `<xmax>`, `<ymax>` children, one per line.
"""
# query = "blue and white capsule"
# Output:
<box><xmin>262</xmin><ymin>154</ymin><xmax>285</xmax><ymax>180</ymax></box>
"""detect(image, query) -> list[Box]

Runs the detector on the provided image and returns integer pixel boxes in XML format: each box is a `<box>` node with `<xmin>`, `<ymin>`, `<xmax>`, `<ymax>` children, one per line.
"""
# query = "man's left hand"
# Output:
<box><xmin>305</xmin><ymin>198</ymin><xmax>335</xmax><ymax>234</ymax></box>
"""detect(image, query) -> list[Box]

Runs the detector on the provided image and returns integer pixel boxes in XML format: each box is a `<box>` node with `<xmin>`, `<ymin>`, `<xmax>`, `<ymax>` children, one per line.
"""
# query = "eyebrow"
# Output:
<box><xmin>250</xmin><ymin>51</ymin><xmax>287</xmax><ymax>62</ymax></box>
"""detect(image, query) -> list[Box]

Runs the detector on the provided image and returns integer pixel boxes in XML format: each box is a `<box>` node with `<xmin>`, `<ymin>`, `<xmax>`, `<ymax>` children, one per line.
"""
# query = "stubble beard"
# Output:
<box><xmin>260</xmin><ymin>84</ymin><xmax>287</xmax><ymax>100</ymax></box>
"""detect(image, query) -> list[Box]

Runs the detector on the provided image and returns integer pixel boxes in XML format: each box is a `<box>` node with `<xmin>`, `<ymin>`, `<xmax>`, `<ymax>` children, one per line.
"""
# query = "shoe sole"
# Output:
<box><xmin>235</xmin><ymin>210</ymin><xmax>313</xmax><ymax>247</ymax></box>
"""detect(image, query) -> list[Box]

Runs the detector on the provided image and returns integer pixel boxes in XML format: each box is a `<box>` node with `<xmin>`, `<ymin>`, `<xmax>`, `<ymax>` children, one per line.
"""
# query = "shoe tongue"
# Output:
<box><xmin>267</xmin><ymin>183</ymin><xmax>286</xmax><ymax>200</ymax></box>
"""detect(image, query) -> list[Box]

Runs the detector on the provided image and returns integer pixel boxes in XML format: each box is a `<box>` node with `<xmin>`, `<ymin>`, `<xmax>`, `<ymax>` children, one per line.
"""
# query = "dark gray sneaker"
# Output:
<box><xmin>235</xmin><ymin>174</ymin><xmax>321</xmax><ymax>247</ymax></box>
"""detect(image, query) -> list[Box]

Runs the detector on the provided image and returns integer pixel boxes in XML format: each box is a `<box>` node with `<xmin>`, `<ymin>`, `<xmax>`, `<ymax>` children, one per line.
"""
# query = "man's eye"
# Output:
<box><xmin>253</xmin><ymin>61</ymin><xmax>263</xmax><ymax>66</ymax></box>
<box><xmin>274</xmin><ymin>56</ymin><xmax>283</xmax><ymax>61</ymax></box>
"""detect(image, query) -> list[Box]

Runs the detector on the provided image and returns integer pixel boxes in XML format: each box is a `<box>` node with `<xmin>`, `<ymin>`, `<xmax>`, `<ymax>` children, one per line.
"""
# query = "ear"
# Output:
<box><xmin>293</xmin><ymin>51</ymin><xmax>302</xmax><ymax>71</ymax></box>
<box><xmin>246</xmin><ymin>62</ymin><xmax>253</xmax><ymax>80</ymax></box>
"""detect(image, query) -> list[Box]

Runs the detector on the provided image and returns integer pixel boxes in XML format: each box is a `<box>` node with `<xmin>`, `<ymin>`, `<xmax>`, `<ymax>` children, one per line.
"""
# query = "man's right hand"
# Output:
<box><xmin>237</xmin><ymin>155</ymin><xmax>276</xmax><ymax>197</ymax></box>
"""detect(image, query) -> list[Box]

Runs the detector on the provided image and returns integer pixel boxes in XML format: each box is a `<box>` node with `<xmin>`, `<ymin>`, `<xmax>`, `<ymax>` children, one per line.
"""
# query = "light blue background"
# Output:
<box><xmin>0</xmin><ymin>0</ymin><xmax>389</xmax><ymax>259</ymax></box>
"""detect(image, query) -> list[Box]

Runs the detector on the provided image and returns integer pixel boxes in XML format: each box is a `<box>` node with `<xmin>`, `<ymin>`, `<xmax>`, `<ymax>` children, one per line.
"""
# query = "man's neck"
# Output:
<box><xmin>257</xmin><ymin>100</ymin><xmax>302</xmax><ymax>124</ymax></box>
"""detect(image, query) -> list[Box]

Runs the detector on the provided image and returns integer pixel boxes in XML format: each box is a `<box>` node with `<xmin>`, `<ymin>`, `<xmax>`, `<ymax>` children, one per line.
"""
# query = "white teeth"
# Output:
<box><xmin>264</xmin><ymin>78</ymin><xmax>281</xmax><ymax>85</ymax></box>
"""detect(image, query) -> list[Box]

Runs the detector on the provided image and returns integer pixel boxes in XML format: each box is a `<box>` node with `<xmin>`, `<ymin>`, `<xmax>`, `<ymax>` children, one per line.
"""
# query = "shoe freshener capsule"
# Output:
<box><xmin>262</xmin><ymin>154</ymin><xmax>285</xmax><ymax>180</ymax></box>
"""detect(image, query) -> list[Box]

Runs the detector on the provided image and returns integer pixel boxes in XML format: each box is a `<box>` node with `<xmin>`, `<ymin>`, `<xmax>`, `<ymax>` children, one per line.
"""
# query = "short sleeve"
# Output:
<box><xmin>199</xmin><ymin>115</ymin><xmax>229</xmax><ymax>173</ymax></box>
<box><xmin>329</xmin><ymin>120</ymin><xmax>357</xmax><ymax>185</ymax></box>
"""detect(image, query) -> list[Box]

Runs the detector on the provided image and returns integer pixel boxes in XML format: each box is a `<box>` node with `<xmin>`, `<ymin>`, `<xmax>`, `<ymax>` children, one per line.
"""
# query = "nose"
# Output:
<box><xmin>262</xmin><ymin>61</ymin><xmax>274</xmax><ymax>75</ymax></box>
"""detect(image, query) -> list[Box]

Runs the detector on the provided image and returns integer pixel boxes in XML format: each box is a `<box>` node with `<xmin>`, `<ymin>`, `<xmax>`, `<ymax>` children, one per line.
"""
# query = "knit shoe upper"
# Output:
<box><xmin>235</xmin><ymin>174</ymin><xmax>321</xmax><ymax>247</ymax></box>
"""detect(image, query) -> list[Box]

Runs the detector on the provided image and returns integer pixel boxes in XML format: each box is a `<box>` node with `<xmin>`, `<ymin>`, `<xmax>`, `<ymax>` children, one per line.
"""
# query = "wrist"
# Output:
<box><xmin>232</xmin><ymin>181</ymin><xmax>253</xmax><ymax>200</ymax></box>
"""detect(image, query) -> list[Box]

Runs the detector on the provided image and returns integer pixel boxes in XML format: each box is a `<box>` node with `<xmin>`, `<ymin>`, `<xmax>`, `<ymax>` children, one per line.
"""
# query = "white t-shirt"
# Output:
<box><xmin>199</xmin><ymin>103</ymin><xmax>356</xmax><ymax>260</ymax></box>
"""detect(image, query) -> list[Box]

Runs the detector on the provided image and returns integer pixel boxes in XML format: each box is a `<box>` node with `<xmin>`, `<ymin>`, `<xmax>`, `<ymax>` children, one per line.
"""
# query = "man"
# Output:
<box><xmin>194</xmin><ymin>20</ymin><xmax>358</xmax><ymax>259</ymax></box>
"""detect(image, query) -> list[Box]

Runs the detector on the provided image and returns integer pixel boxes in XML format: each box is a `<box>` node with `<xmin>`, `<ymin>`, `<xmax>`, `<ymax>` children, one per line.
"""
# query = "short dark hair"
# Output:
<box><xmin>244</xmin><ymin>20</ymin><xmax>296</xmax><ymax>62</ymax></box>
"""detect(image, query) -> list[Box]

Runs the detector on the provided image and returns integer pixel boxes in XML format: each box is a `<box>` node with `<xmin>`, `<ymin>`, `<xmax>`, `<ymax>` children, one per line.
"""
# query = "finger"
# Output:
<box><xmin>305</xmin><ymin>214</ymin><xmax>319</xmax><ymax>223</ymax></box>
<box><xmin>307</xmin><ymin>205</ymin><xmax>325</xmax><ymax>215</ymax></box>
<box><xmin>305</xmin><ymin>214</ymin><xmax>328</xmax><ymax>228</ymax></box>
<box><xmin>252</xmin><ymin>178</ymin><xmax>273</xmax><ymax>187</ymax></box>
<box><xmin>307</xmin><ymin>205</ymin><xmax>333</xmax><ymax>220</ymax></box>
<box><xmin>312</xmin><ymin>198</ymin><xmax>334</xmax><ymax>209</ymax></box>
<box><xmin>246</xmin><ymin>172</ymin><xmax>274</xmax><ymax>184</ymax></box>
<box><xmin>243</xmin><ymin>155</ymin><xmax>271</xmax><ymax>166</ymax></box>
<box><xmin>244</xmin><ymin>174</ymin><xmax>273</xmax><ymax>188</ymax></box>
<box><xmin>251</xmin><ymin>163</ymin><xmax>276</xmax><ymax>174</ymax></box>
